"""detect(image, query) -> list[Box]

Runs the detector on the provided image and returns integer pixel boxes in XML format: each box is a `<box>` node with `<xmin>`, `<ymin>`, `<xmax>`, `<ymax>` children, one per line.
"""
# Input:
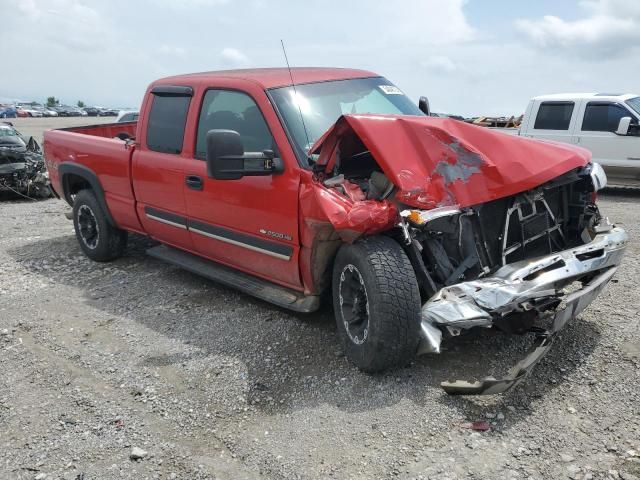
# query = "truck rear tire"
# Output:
<box><xmin>332</xmin><ymin>236</ymin><xmax>421</xmax><ymax>372</ymax></box>
<box><xmin>72</xmin><ymin>189</ymin><xmax>127</xmax><ymax>262</ymax></box>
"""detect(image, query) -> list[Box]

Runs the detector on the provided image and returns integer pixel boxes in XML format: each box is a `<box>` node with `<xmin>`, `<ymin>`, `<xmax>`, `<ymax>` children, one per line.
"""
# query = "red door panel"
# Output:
<box><xmin>184</xmin><ymin>160</ymin><xmax>301</xmax><ymax>288</ymax></box>
<box><xmin>182</xmin><ymin>82</ymin><xmax>302</xmax><ymax>290</ymax></box>
<box><xmin>131</xmin><ymin>85</ymin><xmax>194</xmax><ymax>251</ymax></box>
<box><xmin>133</xmin><ymin>150</ymin><xmax>192</xmax><ymax>250</ymax></box>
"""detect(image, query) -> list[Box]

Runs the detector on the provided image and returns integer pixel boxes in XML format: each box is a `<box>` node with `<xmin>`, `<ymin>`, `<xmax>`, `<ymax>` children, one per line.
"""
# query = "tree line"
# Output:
<box><xmin>46</xmin><ymin>96</ymin><xmax>85</xmax><ymax>108</ymax></box>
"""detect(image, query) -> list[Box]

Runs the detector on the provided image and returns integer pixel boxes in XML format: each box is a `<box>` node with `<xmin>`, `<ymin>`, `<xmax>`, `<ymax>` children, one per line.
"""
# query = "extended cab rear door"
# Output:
<box><xmin>181</xmin><ymin>80</ymin><xmax>302</xmax><ymax>290</ymax></box>
<box><xmin>573</xmin><ymin>100</ymin><xmax>640</xmax><ymax>173</ymax></box>
<box><xmin>521</xmin><ymin>100</ymin><xmax>579</xmax><ymax>145</ymax></box>
<box><xmin>132</xmin><ymin>85</ymin><xmax>194</xmax><ymax>250</ymax></box>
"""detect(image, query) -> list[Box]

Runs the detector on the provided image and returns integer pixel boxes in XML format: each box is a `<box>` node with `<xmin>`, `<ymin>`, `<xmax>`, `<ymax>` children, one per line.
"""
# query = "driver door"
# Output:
<box><xmin>182</xmin><ymin>88</ymin><xmax>302</xmax><ymax>289</ymax></box>
<box><xmin>575</xmin><ymin>101</ymin><xmax>640</xmax><ymax>183</ymax></box>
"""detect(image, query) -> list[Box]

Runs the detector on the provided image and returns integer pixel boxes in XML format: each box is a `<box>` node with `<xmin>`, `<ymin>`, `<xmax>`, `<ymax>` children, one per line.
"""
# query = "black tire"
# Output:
<box><xmin>72</xmin><ymin>189</ymin><xmax>127</xmax><ymax>262</ymax></box>
<box><xmin>332</xmin><ymin>236</ymin><xmax>421</xmax><ymax>372</ymax></box>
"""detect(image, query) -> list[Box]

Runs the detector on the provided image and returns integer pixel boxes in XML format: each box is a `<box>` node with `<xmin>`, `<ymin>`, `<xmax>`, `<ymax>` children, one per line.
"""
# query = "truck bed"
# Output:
<box><xmin>56</xmin><ymin>121</ymin><xmax>137</xmax><ymax>139</ymax></box>
<box><xmin>43</xmin><ymin>121</ymin><xmax>143</xmax><ymax>232</ymax></box>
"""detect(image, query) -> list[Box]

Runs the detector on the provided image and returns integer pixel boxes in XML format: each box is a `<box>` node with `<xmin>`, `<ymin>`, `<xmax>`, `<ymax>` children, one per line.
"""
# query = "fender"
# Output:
<box><xmin>58</xmin><ymin>162</ymin><xmax>116</xmax><ymax>227</ymax></box>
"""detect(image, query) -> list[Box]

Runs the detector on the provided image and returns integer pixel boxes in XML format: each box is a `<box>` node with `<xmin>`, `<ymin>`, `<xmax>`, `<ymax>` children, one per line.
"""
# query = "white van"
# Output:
<box><xmin>517</xmin><ymin>93</ymin><xmax>640</xmax><ymax>186</ymax></box>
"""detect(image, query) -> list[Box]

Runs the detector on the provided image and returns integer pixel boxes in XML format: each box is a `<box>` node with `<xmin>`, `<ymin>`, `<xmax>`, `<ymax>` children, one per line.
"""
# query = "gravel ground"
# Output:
<box><xmin>0</xmin><ymin>172</ymin><xmax>639</xmax><ymax>477</ymax></box>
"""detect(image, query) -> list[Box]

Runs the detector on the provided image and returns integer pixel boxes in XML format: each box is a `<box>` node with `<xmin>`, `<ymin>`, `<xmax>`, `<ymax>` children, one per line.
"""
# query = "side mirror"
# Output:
<box><xmin>418</xmin><ymin>96</ymin><xmax>431</xmax><ymax>116</ymax></box>
<box><xmin>615</xmin><ymin>117</ymin><xmax>632</xmax><ymax>135</ymax></box>
<box><xmin>206</xmin><ymin>129</ymin><xmax>284</xmax><ymax>180</ymax></box>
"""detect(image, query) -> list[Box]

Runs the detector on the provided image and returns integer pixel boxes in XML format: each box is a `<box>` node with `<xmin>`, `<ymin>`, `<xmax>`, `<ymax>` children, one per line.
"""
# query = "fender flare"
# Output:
<box><xmin>58</xmin><ymin>162</ymin><xmax>116</xmax><ymax>227</ymax></box>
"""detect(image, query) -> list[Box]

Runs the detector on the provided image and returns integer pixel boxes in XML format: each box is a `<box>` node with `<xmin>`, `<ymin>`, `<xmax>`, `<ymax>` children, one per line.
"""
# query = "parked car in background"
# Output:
<box><xmin>15</xmin><ymin>107</ymin><xmax>29</xmax><ymax>118</ymax></box>
<box><xmin>100</xmin><ymin>108</ymin><xmax>119</xmax><ymax>116</ymax></box>
<box><xmin>115</xmin><ymin>110</ymin><xmax>139</xmax><ymax>122</ymax></box>
<box><xmin>54</xmin><ymin>106</ymin><xmax>73</xmax><ymax>117</ymax></box>
<box><xmin>17</xmin><ymin>105</ymin><xmax>43</xmax><ymax>117</ymax></box>
<box><xmin>83</xmin><ymin>107</ymin><xmax>101</xmax><ymax>116</ymax></box>
<box><xmin>0</xmin><ymin>105</ymin><xmax>17</xmax><ymax>118</ymax></box>
<box><xmin>515</xmin><ymin>93</ymin><xmax>640</xmax><ymax>186</ymax></box>
<box><xmin>41</xmin><ymin>107</ymin><xmax>59</xmax><ymax>117</ymax></box>
<box><xmin>58</xmin><ymin>105</ymin><xmax>81</xmax><ymax>117</ymax></box>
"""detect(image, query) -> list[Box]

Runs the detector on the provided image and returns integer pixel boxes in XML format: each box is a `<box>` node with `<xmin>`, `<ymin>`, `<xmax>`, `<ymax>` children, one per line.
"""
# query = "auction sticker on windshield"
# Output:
<box><xmin>378</xmin><ymin>85</ymin><xmax>404</xmax><ymax>95</ymax></box>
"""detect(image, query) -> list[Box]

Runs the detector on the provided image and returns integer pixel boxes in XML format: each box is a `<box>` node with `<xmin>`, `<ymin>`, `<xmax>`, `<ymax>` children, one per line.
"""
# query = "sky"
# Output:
<box><xmin>1</xmin><ymin>0</ymin><xmax>639</xmax><ymax>116</ymax></box>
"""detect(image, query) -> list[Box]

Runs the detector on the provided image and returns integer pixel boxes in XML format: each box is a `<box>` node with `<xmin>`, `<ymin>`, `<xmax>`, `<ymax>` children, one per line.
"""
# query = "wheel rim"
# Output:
<box><xmin>77</xmin><ymin>204</ymin><xmax>100</xmax><ymax>249</ymax></box>
<box><xmin>338</xmin><ymin>264</ymin><xmax>369</xmax><ymax>345</ymax></box>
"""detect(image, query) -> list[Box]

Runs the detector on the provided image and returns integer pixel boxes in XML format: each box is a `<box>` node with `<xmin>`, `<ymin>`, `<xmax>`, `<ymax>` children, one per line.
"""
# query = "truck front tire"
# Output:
<box><xmin>72</xmin><ymin>189</ymin><xmax>127</xmax><ymax>262</ymax></box>
<box><xmin>332</xmin><ymin>236</ymin><xmax>422</xmax><ymax>372</ymax></box>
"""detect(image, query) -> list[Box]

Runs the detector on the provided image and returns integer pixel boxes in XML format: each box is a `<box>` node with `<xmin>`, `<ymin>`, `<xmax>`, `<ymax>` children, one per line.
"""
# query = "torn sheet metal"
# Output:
<box><xmin>421</xmin><ymin>226</ymin><xmax>627</xmax><ymax>327</ymax></box>
<box><xmin>311</xmin><ymin>115</ymin><xmax>591</xmax><ymax>209</ymax></box>
<box><xmin>417</xmin><ymin>226</ymin><xmax>627</xmax><ymax>395</ymax></box>
<box><xmin>441</xmin><ymin>267</ymin><xmax>617</xmax><ymax>395</ymax></box>
<box><xmin>299</xmin><ymin>176</ymin><xmax>399</xmax><ymax>244</ymax></box>
<box><xmin>0</xmin><ymin>126</ymin><xmax>51</xmax><ymax>198</ymax></box>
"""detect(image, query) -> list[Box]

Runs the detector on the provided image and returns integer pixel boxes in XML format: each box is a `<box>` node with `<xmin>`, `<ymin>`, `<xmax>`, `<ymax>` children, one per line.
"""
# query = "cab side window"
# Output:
<box><xmin>146</xmin><ymin>89</ymin><xmax>191</xmax><ymax>154</ymax></box>
<box><xmin>195</xmin><ymin>90</ymin><xmax>274</xmax><ymax>159</ymax></box>
<box><xmin>534</xmin><ymin>102</ymin><xmax>575</xmax><ymax>130</ymax></box>
<box><xmin>582</xmin><ymin>103</ymin><xmax>635</xmax><ymax>132</ymax></box>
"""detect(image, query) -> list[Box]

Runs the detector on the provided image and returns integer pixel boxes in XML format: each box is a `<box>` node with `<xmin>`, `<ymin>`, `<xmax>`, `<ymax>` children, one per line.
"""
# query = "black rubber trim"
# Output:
<box><xmin>151</xmin><ymin>85</ymin><xmax>193</xmax><ymax>97</ymax></box>
<box><xmin>144</xmin><ymin>206</ymin><xmax>187</xmax><ymax>226</ymax></box>
<box><xmin>56</xmin><ymin>121</ymin><xmax>138</xmax><ymax>132</ymax></box>
<box><xmin>58</xmin><ymin>162</ymin><xmax>115</xmax><ymax>227</ymax></box>
<box><xmin>144</xmin><ymin>207</ymin><xmax>292</xmax><ymax>259</ymax></box>
<box><xmin>147</xmin><ymin>244</ymin><xmax>318</xmax><ymax>312</ymax></box>
<box><xmin>189</xmin><ymin>219</ymin><xmax>293</xmax><ymax>258</ymax></box>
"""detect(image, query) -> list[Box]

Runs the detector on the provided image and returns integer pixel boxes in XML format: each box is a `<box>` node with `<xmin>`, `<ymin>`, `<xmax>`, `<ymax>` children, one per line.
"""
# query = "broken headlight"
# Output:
<box><xmin>400</xmin><ymin>205</ymin><xmax>461</xmax><ymax>226</ymax></box>
<box><xmin>590</xmin><ymin>162</ymin><xmax>607</xmax><ymax>191</ymax></box>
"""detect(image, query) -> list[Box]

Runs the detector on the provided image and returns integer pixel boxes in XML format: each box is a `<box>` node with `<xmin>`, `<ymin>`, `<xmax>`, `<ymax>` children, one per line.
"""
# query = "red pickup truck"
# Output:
<box><xmin>44</xmin><ymin>68</ymin><xmax>627</xmax><ymax>394</ymax></box>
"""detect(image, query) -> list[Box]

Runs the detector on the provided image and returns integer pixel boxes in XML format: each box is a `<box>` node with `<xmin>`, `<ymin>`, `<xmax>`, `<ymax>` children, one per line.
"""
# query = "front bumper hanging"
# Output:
<box><xmin>418</xmin><ymin>226</ymin><xmax>628</xmax><ymax>395</ymax></box>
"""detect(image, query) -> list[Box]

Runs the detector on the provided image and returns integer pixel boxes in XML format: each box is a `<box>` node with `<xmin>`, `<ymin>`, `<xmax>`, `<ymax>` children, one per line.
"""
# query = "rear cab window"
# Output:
<box><xmin>534</xmin><ymin>102</ymin><xmax>575</xmax><ymax>130</ymax></box>
<box><xmin>581</xmin><ymin>102</ymin><xmax>636</xmax><ymax>132</ymax></box>
<box><xmin>121</xmin><ymin>113</ymin><xmax>138</xmax><ymax>122</ymax></box>
<box><xmin>146</xmin><ymin>86</ymin><xmax>193</xmax><ymax>154</ymax></box>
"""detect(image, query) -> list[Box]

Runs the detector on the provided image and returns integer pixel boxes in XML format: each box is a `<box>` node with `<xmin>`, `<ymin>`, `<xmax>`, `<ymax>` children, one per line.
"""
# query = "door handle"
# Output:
<box><xmin>185</xmin><ymin>175</ymin><xmax>203</xmax><ymax>190</ymax></box>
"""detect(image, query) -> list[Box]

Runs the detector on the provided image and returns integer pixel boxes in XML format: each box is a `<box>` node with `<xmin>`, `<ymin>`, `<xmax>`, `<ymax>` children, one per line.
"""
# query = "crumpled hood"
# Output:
<box><xmin>311</xmin><ymin>114</ymin><xmax>591</xmax><ymax>209</ymax></box>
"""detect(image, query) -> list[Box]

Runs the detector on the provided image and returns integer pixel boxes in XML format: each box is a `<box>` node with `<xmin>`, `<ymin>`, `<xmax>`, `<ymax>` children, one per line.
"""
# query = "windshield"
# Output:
<box><xmin>270</xmin><ymin>77</ymin><xmax>424</xmax><ymax>158</ymax></box>
<box><xmin>0</xmin><ymin>126</ymin><xmax>19</xmax><ymax>137</ymax></box>
<box><xmin>626</xmin><ymin>97</ymin><xmax>640</xmax><ymax>117</ymax></box>
<box><xmin>0</xmin><ymin>125</ymin><xmax>25</xmax><ymax>146</ymax></box>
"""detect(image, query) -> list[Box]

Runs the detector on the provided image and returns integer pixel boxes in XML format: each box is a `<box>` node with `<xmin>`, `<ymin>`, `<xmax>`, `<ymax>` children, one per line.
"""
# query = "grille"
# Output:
<box><xmin>502</xmin><ymin>193</ymin><xmax>565</xmax><ymax>265</ymax></box>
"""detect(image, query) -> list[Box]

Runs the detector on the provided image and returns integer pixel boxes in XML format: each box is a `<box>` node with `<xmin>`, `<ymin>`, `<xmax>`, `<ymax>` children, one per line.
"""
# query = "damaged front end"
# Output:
<box><xmin>305</xmin><ymin>114</ymin><xmax>628</xmax><ymax>395</ymax></box>
<box><xmin>413</xmin><ymin>194</ymin><xmax>627</xmax><ymax>394</ymax></box>
<box><xmin>0</xmin><ymin>127</ymin><xmax>51</xmax><ymax>198</ymax></box>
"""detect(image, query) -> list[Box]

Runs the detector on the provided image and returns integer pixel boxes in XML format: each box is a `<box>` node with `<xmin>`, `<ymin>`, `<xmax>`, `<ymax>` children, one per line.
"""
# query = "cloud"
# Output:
<box><xmin>15</xmin><ymin>0</ymin><xmax>41</xmax><ymax>18</ymax></box>
<box><xmin>158</xmin><ymin>45</ymin><xmax>187</xmax><ymax>57</ymax></box>
<box><xmin>372</xmin><ymin>0</ymin><xmax>474</xmax><ymax>46</ymax></box>
<box><xmin>220</xmin><ymin>47</ymin><xmax>250</xmax><ymax>66</ymax></box>
<box><xmin>420</xmin><ymin>55</ymin><xmax>457</xmax><ymax>73</ymax></box>
<box><xmin>151</xmin><ymin>0</ymin><xmax>231</xmax><ymax>7</ymax></box>
<box><xmin>5</xmin><ymin>0</ymin><xmax>112</xmax><ymax>52</ymax></box>
<box><xmin>1</xmin><ymin>0</ymin><xmax>637</xmax><ymax>117</ymax></box>
<box><xmin>582</xmin><ymin>0</ymin><xmax>640</xmax><ymax>18</ymax></box>
<box><xmin>516</xmin><ymin>0</ymin><xmax>640</xmax><ymax>58</ymax></box>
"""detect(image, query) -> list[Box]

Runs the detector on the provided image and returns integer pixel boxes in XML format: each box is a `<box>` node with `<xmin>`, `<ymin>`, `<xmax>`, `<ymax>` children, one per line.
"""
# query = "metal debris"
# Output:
<box><xmin>0</xmin><ymin>123</ymin><xmax>51</xmax><ymax>199</ymax></box>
